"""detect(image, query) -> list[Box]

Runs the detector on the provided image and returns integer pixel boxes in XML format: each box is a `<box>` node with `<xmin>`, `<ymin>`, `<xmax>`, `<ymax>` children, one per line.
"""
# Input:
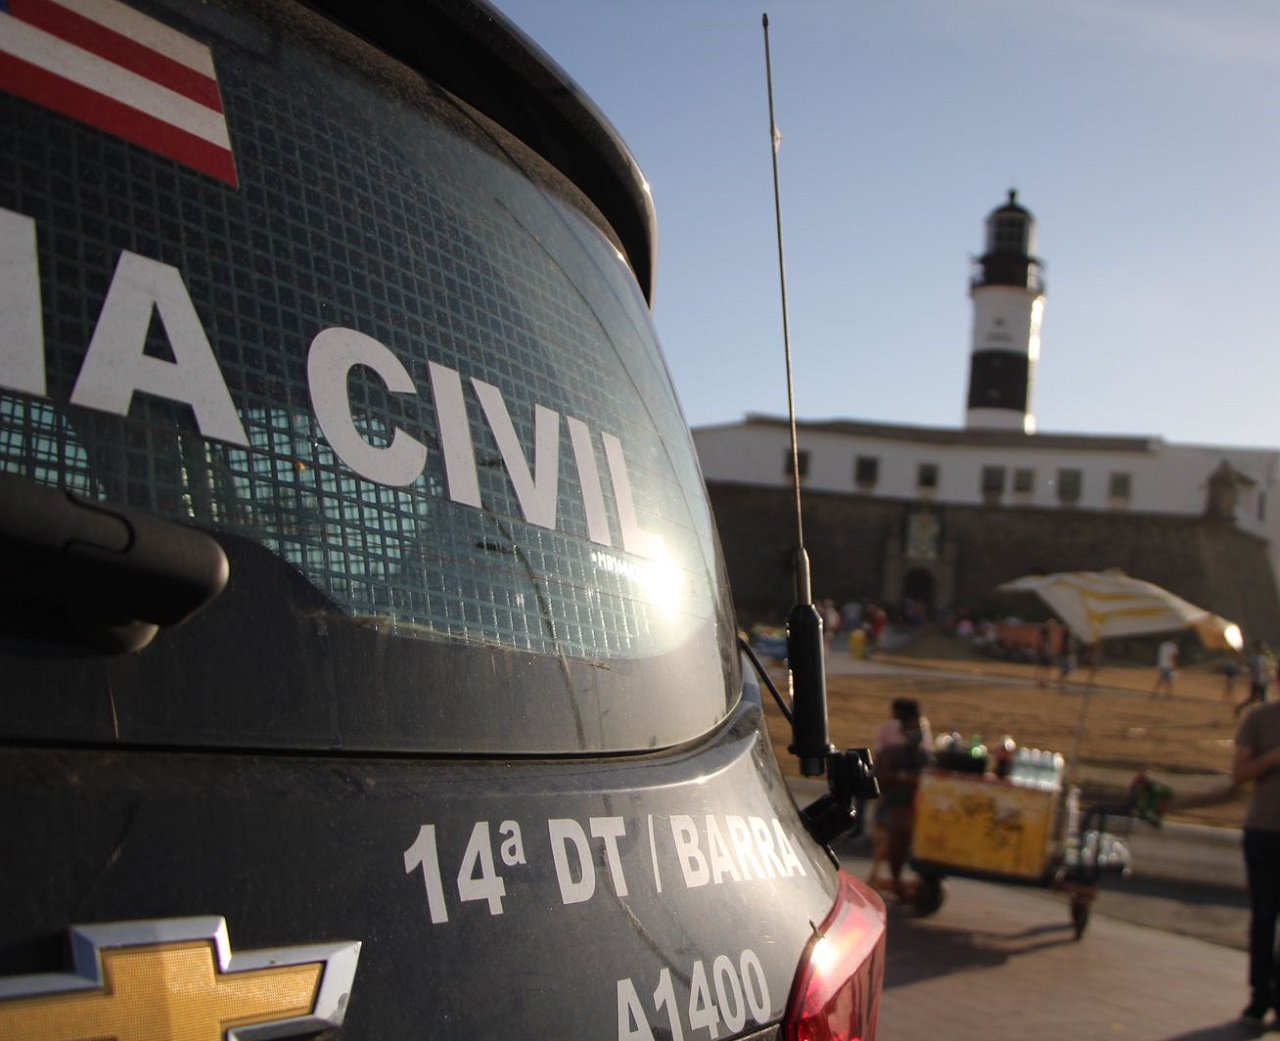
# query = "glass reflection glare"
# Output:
<box><xmin>593</xmin><ymin>536</ymin><xmax>686</xmax><ymax>617</ymax></box>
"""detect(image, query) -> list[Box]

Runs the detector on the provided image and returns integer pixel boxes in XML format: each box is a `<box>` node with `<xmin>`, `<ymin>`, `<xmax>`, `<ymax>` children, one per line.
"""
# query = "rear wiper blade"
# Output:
<box><xmin>0</xmin><ymin>473</ymin><xmax>229</xmax><ymax>654</ymax></box>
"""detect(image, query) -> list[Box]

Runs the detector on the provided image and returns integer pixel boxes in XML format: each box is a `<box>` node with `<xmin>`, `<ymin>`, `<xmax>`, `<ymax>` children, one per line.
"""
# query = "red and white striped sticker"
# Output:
<box><xmin>0</xmin><ymin>0</ymin><xmax>238</xmax><ymax>186</ymax></box>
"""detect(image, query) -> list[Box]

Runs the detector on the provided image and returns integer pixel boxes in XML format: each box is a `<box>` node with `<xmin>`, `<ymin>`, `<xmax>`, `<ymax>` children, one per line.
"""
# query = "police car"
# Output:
<box><xmin>0</xmin><ymin>1</ymin><xmax>886</xmax><ymax>1038</ymax></box>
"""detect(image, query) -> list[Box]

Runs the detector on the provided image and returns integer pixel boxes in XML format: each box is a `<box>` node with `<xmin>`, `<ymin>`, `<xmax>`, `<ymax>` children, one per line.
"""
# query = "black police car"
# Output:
<box><xmin>0</xmin><ymin>1</ymin><xmax>886</xmax><ymax>1037</ymax></box>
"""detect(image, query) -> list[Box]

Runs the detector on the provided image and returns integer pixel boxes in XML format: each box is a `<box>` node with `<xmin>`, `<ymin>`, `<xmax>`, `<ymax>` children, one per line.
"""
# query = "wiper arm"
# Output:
<box><xmin>0</xmin><ymin>473</ymin><xmax>229</xmax><ymax>654</ymax></box>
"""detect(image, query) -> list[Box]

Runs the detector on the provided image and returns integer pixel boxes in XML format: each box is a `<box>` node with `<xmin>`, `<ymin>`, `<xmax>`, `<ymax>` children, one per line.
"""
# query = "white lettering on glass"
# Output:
<box><xmin>1</xmin><ymin>206</ymin><xmax>665</xmax><ymax>555</ymax></box>
<box><xmin>308</xmin><ymin>327</ymin><xmax>428</xmax><ymax>486</ymax></box>
<box><xmin>473</xmin><ymin>376</ymin><xmax>560</xmax><ymax>529</ymax></box>
<box><xmin>70</xmin><ymin>252</ymin><xmax>248</xmax><ymax>445</ymax></box>
<box><xmin>0</xmin><ymin>209</ymin><xmax>44</xmax><ymax>396</ymax></box>
<box><xmin>429</xmin><ymin>359</ymin><xmax>481</xmax><ymax>507</ymax></box>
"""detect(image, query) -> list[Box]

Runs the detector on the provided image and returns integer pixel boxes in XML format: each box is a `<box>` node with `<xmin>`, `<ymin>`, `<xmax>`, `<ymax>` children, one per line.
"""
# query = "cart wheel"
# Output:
<box><xmin>914</xmin><ymin>874</ymin><xmax>946</xmax><ymax>917</ymax></box>
<box><xmin>1070</xmin><ymin>899</ymin><xmax>1090</xmax><ymax>940</ymax></box>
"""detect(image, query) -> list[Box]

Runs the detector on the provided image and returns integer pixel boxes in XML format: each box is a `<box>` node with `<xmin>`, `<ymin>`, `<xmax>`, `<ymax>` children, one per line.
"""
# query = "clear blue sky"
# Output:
<box><xmin>491</xmin><ymin>1</ymin><xmax>1280</xmax><ymax>450</ymax></box>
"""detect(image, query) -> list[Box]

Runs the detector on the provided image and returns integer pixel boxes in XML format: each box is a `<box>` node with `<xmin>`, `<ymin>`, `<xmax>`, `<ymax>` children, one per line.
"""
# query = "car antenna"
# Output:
<box><xmin>761</xmin><ymin>12</ymin><xmax>832</xmax><ymax>779</ymax></box>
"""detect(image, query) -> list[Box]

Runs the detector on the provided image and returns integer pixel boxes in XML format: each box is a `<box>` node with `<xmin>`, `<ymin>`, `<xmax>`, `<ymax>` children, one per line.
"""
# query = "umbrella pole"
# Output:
<box><xmin>1066</xmin><ymin>640</ymin><xmax>1098</xmax><ymax>785</ymax></box>
<box><xmin>1066</xmin><ymin>687</ymin><xmax>1092</xmax><ymax>785</ymax></box>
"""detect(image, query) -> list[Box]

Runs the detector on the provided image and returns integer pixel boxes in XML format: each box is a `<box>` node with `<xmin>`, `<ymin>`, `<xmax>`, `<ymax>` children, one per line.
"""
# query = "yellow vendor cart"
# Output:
<box><xmin>908</xmin><ymin>758</ymin><xmax>1162</xmax><ymax>938</ymax></box>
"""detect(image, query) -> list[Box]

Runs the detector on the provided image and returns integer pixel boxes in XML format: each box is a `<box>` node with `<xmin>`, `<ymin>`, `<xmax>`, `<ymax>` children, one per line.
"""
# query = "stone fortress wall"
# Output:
<box><xmin>707</xmin><ymin>480</ymin><xmax>1280</xmax><ymax>650</ymax></box>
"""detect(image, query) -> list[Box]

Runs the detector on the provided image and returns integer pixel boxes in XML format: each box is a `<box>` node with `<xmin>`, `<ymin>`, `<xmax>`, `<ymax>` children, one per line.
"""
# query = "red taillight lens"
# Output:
<box><xmin>783</xmin><ymin>870</ymin><xmax>887</xmax><ymax>1041</ymax></box>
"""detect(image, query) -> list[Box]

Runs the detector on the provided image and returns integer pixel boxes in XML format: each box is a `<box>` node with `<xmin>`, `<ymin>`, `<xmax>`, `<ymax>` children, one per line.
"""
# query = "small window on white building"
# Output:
<box><xmin>785</xmin><ymin>450</ymin><xmax>809</xmax><ymax>479</ymax></box>
<box><xmin>981</xmin><ymin>465</ymin><xmax>1005</xmax><ymax>504</ymax></box>
<box><xmin>917</xmin><ymin>462</ymin><xmax>939</xmax><ymax>490</ymax></box>
<box><xmin>855</xmin><ymin>455</ymin><xmax>879</xmax><ymax>489</ymax></box>
<box><xmin>1013</xmin><ymin>468</ymin><xmax>1035</xmax><ymax>496</ymax></box>
<box><xmin>1057</xmin><ymin>468</ymin><xmax>1083</xmax><ymax>505</ymax></box>
<box><xmin>1109</xmin><ymin>472</ymin><xmax>1132</xmax><ymax>504</ymax></box>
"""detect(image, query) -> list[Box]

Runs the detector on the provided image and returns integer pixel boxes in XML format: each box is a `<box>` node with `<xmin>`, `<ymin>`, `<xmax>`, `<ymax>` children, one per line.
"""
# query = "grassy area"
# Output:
<box><xmin>762</xmin><ymin>633</ymin><xmax>1251</xmax><ymax>828</ymax></box>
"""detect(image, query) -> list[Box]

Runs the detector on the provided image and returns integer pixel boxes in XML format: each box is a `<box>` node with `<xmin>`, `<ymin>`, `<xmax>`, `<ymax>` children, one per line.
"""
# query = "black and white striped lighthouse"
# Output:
<box><xmin>965</xmin><ymin>190</ymin><xmax>1046</xmax><ymax>433</ymax></box>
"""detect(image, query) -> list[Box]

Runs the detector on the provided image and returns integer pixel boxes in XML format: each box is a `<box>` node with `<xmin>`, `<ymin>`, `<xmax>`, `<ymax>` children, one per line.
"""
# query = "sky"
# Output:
<box><xmin>489</xmin><ymin>0</ymin><xmax>1280</xmax><ymax>451</ymax></box>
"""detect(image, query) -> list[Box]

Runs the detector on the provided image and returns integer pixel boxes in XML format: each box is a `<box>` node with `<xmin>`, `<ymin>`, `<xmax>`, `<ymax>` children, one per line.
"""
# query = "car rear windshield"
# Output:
<box><xmin>0</xmin><ymin>0</ymin><xmax>738</xmax><ymax>755</ymax></box>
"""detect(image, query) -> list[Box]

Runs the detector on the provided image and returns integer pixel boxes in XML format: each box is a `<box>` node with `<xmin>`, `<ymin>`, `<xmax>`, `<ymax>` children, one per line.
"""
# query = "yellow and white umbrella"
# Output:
<box><xmin>998</xmin><ymin>570</ymin><xmax>1243</xmax><ymax>651</ymax></box>
<box><xmin>997</xmin><ymin>569</ymin><xmax>1242</xmax><ymax>782</ymax></box>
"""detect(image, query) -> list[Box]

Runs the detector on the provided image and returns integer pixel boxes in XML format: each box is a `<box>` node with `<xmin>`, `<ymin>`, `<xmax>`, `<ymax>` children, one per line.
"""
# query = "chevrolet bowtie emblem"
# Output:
<box><xmin>0</xmin><ymin>916</ymin><xmax>361</xmax><ymax>1041</ymax></box>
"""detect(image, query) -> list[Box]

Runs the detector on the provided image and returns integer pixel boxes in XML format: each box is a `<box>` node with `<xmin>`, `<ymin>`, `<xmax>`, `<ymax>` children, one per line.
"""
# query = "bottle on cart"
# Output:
<box><xmin>993</xmin><ymin>735</ymin><xmax>1016</xmax><ymax>778</ymax></box>
<box><xmin>1050</xmin><ymin>752</ymin><xmax>1065</xmax><ymax>790</ymax></box>
<box><xmin>967</xmin><ymin>734</ymin><xmax>988</xmax><ymax>773</ymax></box>
<box><xmin>1020</xmin><ymin>748</ymin><xmax>1052</xmax><ymax>790</ymax></box>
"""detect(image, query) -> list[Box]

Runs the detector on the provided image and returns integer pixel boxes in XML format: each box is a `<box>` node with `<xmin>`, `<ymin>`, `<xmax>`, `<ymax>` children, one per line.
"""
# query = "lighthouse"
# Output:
<box><xmin>965</xmin><ymin>190</ymin><xmax>1046</xmax><ymax>433</ymax></box>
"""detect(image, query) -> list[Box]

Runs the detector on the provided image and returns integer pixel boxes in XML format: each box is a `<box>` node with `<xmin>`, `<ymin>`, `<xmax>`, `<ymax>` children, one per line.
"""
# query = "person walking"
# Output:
<box><xmin>1222</xmin><ymin>653</ymin><xmax>1243</xmax><ymax>700</ymax></box>
<box><xmin>1151</xmin><ymin>638</ymin><xmax>1178</xmax><ymax>697</ymax></box>
<box><xmin>866</xmin><ymin>605</ymin><xmax>888</xmax><ymax>658</ymax></box>
<box><xmin>1035</xmin><ymin>619</ymin><xmax>1056</xmax><ymax>687</ymax></box>
<box><xmin>870</xmin><ymin>699</ymin><xmax>931</xmax><ymax>900</ymax></box>
<box><xmin>1238</xmin><ymin>641</ymin><xmax>1274</xmax><ymax>718</ymax></box>
<box><xmin>1233</xmin><ymin>695</ymin><xmax>1280</xmax><ymax>1025</ymax></box>
<box><xmin>1057</xmin><ymin>628</ymin><xmax>1078</xmax><ymax>687</ymax></box>
<box><xmin>866</xmin><ymin>703</ymin><xmax>907</xmax><ymax>893</ymax></box>
<box><xmin>820</xmin><ymin>599</ymin><xmax>840</xmax><ymax>652</ymax></box>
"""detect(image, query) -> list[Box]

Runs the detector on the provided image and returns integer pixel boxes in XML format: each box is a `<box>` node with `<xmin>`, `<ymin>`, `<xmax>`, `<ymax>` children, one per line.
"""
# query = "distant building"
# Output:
<box><xmin>694</xmin><ymin>194</ymin><xmax>1280</xmax><ymax>643</ymax></box>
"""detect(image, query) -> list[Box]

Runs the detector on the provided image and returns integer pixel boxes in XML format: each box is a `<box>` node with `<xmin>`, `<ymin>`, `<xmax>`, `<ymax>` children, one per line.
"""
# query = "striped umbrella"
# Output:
<box><xmin>997</xmin><ymin>569</ymin><xmax>1242</xmax><ymax>782</ymax></box>
<box><xmin>998</xmin><ymin>570</ymin><xmax>1242</xmax><ymax>650</ymax></box>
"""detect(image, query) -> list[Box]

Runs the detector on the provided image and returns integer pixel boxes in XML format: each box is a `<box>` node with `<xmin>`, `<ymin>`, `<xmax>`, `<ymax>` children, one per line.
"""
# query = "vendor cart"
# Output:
<box><xmin>907</xmin><ymin>757</ymin><xmax>1164</xmax><ymax>938</ymax></box>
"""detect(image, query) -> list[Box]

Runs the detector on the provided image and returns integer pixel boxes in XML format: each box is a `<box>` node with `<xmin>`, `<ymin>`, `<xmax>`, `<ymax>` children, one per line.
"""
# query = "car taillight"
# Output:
<box><xmin>782</xmin><ymin>869</ymin><xmax>887</xmax><ymax>1041</ymax></box>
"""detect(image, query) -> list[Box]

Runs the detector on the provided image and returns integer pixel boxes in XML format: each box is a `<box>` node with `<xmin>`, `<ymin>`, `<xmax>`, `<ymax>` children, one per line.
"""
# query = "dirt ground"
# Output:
<box><xmin>762</xmin><ymin>635</ymin><xmax>1253</xmax><ymax>829</ymax></box>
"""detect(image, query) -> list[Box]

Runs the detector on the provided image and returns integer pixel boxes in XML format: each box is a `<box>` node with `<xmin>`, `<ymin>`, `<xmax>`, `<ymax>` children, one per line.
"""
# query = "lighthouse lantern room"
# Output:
<box><xmin>965</xmin><ymin>190</ymin><xmax>1046</xmax><ymax>433</ymax></box>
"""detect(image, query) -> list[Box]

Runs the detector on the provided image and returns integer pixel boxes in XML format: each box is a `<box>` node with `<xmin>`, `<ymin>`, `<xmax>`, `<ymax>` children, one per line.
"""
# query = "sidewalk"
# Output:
<box><xmin>868</xmin><ymin>866</ymin><xmax>1253</xmax><ymax>1041</ymax></box>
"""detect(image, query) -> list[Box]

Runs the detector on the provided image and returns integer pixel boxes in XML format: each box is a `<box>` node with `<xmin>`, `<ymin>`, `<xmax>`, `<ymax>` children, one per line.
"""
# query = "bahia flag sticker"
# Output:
<box><xmin>0</xmin><ymin>0</ymin><xmax>238</xmax><ymax>186</ymax></box>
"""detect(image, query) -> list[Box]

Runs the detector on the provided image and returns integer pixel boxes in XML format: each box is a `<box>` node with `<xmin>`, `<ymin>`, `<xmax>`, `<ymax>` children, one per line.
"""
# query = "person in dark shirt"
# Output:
<box><xmin>1234</xmin><ymin>698</ymin><xmax>1280</xmax><ymax>1025</ymax></box>
<box><xmin>872</xmin><ymin>698</ymin><xmax>931</xmax><ymax>900</ymax></box>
